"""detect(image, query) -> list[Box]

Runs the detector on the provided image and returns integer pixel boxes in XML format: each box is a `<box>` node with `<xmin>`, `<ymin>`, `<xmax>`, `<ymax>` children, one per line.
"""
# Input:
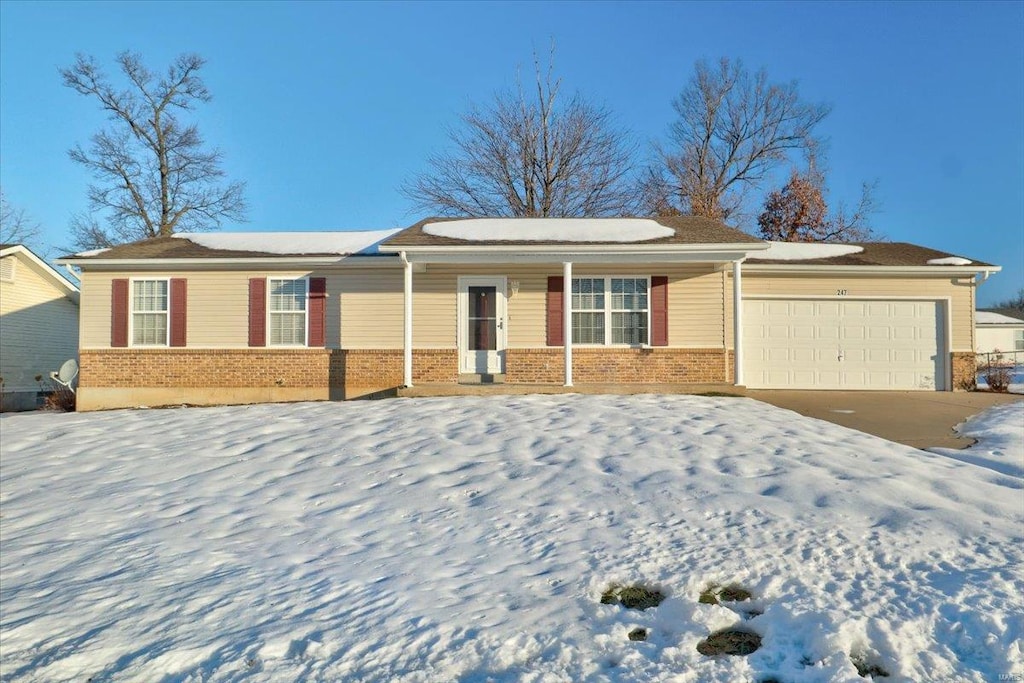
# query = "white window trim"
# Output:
<box><xmin>129</xmin><ymin>277</ymin><xmax>170</xmax><ymax>347</ymax></box>
<box><xmin>1014</xmin><ymin>329</ymin><xmax>1024</xmax><ymax>352</ymax></box>
<box><xmin>570</xmin><ymin>275</ymin><xmax>650</xmax><ymax>347</ymax></box>
<box><xmin>267</xmin><ymin>276</ymin><xmax>310</xmax><ymax>347</ymax></box>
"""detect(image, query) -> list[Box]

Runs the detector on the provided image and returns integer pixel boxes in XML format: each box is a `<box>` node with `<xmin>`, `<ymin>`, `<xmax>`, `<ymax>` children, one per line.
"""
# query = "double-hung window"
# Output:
<box><xmin>269</xmin><ymin>278</ymin><xmax>308</xmax><ymax>346</ymax></box>
<box><xmin>132</xmin><ymin>279</ymin><xmax>169</xmax><ymax>346</ymax></box>
<box><xmin>571</xmin><ymin>277</ymin><xmax>649</xmax><ymax>345</ymax></box>
<box><xmin>1015</xmin><ymin>329</ymin><xmax>1024</xmax><ymax>352</ymax></box>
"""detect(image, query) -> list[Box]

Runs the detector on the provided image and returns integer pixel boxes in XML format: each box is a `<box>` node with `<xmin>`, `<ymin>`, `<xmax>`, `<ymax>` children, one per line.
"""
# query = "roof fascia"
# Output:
<box><xmin>741</xmin><ymin>263</ymin><xmax>1002</xmax><ymax>275</ymax></box>
<box><xmin>55</xmin><ymin>255</ymin><xmax>404</xmax><ymax>270</ymax></box>
<box><xmin>394</xmin><ymin>243</ymin><xmax>767</xmax><ymax>265</ymax></box>
<box><xmin>2</xmin><ymin>245</ymin><xmax>81</xmax><ymax>297</ymax></box>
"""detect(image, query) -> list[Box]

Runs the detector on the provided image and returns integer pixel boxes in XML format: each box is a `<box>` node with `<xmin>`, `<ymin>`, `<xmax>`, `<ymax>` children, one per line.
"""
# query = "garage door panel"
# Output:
<box><xmin>867</xmin><ymin>326</ymin><xmax>891</xmax><ymax>340</ymax></box>
<box><xmin>818</xmin><ymin>326</ymin><xmax>840</xmax><ymax>340</ymax></box>
<box><xmin>744</xmin><ymin>298</ymin><xmax>945</xmax><ymax>390</ymax></box>
<box><xmin>792</xmin><ymin>301</ymin><xmax>817</xmax><ymax>316</ymax></box>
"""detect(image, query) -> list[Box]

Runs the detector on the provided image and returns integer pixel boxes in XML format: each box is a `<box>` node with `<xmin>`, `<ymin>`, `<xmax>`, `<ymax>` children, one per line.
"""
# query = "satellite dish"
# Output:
<box><xmin>50</xmin><ymin>358</ymin><xmax>79</xmax><ymax>393</ymax></box>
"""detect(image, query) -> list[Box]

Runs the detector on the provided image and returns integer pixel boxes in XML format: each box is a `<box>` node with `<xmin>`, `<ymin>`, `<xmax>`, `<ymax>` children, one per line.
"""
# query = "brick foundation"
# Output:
<box><xmin>80</xmin><ymin>349</ymin><xmax>334</xmax><ymax>388</ymax></box>
<box><xmin>505</xmin><ymin>347</ymin><xmax>730</xmax><ymax>384</ymax></box>
<box><xmin>951</xmin><ymin>351</ymin><xmax>977</xmax><ymax>391</ymax></box>
<box><xmin>339</xmin><ymin>349</ymin><xmax>458</xmax><ymax>396</ymax></box>
<box><xmin>77</xmin><ymin>348</ymin><xmax>462</xmax><ymax>408</ymax></box>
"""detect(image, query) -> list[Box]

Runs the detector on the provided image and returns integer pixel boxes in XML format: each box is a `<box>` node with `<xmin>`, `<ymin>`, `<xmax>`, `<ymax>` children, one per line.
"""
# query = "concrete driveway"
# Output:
<box><xmin>744</xmin><ymin>390</ymin><xmax>1022</xmax><ymax>450</ymax></box>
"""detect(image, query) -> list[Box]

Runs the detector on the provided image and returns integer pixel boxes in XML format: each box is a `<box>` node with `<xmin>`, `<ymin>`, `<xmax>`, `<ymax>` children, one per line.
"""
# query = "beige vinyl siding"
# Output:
<box><xmin>0</xmin><ymin>254</ymin><xmax>79</xmax><ymax>391</ymax></box>
<box><xmin>337</xmin><ymin>269</ymin><xmax>404</xmax><ymax>348</ymax></box>
<box><xmin>79</xmin><ymin>262</ymin><xmax>728</xmax><ymax>350</ymax></box>
<box><xmin>82</xmin><ymin>270</ymin><xmax>328</xmax><ymax>348</ymax></box>
<box><xmin>391</xmin><ymin>263</ymin><xmax>726</xmax><ymax>349</ymax></box>
<box><xmin>739</xmin><ymin>273</ymin><xmax>974</xmax><ymax>351</ymax></box>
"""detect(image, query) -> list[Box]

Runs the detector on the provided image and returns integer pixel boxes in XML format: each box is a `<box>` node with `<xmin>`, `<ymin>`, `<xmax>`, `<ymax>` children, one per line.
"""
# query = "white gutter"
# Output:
<box><xmin>743</xmin><ymin>264</ymin><xmax>1001</xmax><ymax>275</ymax></box>
<box><xmin>55</xmin><ymin>255</ymin><xmax>403</xmax><ymax>268</ymax></box>
<box><xmin>381</xmin><ymin>242</ymin><xmax>768</xmax><ymax>255</ymax></box>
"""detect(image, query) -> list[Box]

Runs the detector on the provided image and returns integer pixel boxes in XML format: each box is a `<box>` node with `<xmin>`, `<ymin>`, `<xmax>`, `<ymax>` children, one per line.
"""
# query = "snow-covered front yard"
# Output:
<box><xmin>1</xmin><ymin>395</ymin><xmax>1021</xmax><ymax>682</ymax></box>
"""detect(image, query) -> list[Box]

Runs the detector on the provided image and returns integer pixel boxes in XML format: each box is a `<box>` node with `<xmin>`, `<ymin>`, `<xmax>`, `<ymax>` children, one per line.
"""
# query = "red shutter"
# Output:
<box><xmin>169</xmin><ymin>278</ymin><xmax>187</xmax><ymax>347</ymax></box>
<box><xmin>308</xmin><ymin>277</ymin><xmax>326</xmax><ymax>347</ymax></box>
<box><xmin>111</xmin><ymin>279</ymin><xmax>129</xmax><ymax>347</ymax></box>
<box><xmin>651</xmin><ymin>276</ymin><xmax>668</xmax><ymax>346</ymax></box>
<box><xmin>248</xmin><ymin>278</ymin><xmax>266</xmax><ymax>347</ymax></box>
<box><xmin>547</xmin><ymin>276</ymin><xmax>564</xmax><ymax>346</ymax></box>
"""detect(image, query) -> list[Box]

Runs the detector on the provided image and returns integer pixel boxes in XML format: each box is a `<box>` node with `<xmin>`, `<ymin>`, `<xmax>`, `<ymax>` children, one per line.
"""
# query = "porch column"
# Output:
<box><xmin>563</xmin><ymin>261</ymin><xmax>573</xmax><ymax>387</ymax></box>
<box><xmin>403</xmin><ymin>253</ymin><xmax>413</xmax><ymax>387</ymax></box>
<box><xmin>733</xmin><ymin>259</ymin><xmax>743</xmax><ymax>386</ymax></box>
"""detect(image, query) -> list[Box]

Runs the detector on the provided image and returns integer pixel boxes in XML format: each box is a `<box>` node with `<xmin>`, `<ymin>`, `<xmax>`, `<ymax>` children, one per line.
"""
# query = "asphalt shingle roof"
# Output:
<box><xmin>380</xmin><ymin>216</ymin><xmax>758</xmax><ymax>247</ymax></box>
<box><xmin>60</xmin><ymin>220</ymin><xmax>993</xmax><ymax>269</ymax></box>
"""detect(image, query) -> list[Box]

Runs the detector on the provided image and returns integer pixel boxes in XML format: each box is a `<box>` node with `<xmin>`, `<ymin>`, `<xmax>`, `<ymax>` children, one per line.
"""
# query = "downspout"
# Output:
<box><xmin>401</xmin><ymin>252</ymin><xmax>413</xmax><ymax>388</ymax></box>
<box><xmin>733</xmin><ymin>259</ymin><xmax>744</xmax><ymax>386</ymax></box>
<box><xmin>563</xmin><ymin>261</ymin><xmax>573</xmax><ymax>387</ymax></box>
<box><xmin>63</xmin><ymin>263</ymin><xmax>81</xmax><ymax>283</ymax></box>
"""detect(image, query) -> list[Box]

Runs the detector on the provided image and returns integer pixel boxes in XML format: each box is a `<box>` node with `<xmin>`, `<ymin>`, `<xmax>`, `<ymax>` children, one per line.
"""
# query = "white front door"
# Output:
<box><xmin>458</xmin><ymin>276</ymin><xmax>507</xmax><ymax>374</ymax></box>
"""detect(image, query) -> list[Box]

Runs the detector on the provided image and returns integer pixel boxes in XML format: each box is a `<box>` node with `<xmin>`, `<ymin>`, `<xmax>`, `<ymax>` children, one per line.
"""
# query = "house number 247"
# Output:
<box><xmin>836</xmin><ymin>289</ymin><xmax>848</xmax><ymax>296</ymax></box>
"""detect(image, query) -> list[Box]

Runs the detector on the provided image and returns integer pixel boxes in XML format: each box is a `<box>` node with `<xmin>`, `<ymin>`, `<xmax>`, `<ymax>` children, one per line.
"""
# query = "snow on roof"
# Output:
<box><xmin>422</xmin><ymin>218</ymin><xmax>676</xmax><ymax>242</ymax></box>
<box><xmin>73</xmin><ymin>247</ymin><xmax>111</xmax><ymax>257</ymax></box>
<box><xmin>173</xmin><ymin>230</ymin><xmax>403</xmax><ymax>255</ymax></box>
<box><xmin>927</xmin><ymin>256</ymin><xmax>973</xmax><ymax>266</ymax></box>
<box><xmin>756</xmin><ymin>241</ymin><xmax>864</xmax><ymax>261</ymax></box>
<box><xmin>976</xmin><ymin>311</ymin><xmax>1024</xmax><ymax>325</ymax></box>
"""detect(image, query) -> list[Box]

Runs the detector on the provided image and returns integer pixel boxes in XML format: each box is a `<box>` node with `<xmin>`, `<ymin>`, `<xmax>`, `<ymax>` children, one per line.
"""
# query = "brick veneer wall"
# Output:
<box><xmin>81</xmin><ymin>348</ymin><xmax>460</xmax><ymax>394</ymax></box>
<box><xmin>951</xmin><ymin>351</ymin><xmax>977</xmax><ymax>391</ymax></box>
<box><xmin>505</xmin><ymin>348</ymin><xmax>730</xmax><ymax>384</ymax></box>
<box><xmin>80</xmin><ymin>349</ymin><xmax>333</xmax><ymax>388</ymax></box>
<box><xmin>340</xmin><ymin>349</ymin><xmax>459</xmax><ymax>388</ymax></box>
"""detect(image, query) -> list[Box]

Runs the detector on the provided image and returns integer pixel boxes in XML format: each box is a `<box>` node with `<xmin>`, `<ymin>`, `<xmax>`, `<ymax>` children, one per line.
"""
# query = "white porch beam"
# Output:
<box><xmin>563</xmin><ymin>260</ymin><xmax>573</xmax><ymax>387</ymax></box>
<box><xmin>733</xmin><ymin>259</ymin><xmax>744</xmax><ymax>386</ymax></box>
<box><xmin>402</xmin><ymin>253</ymin><xmax>413</xmax><ymax>387</ymax></box>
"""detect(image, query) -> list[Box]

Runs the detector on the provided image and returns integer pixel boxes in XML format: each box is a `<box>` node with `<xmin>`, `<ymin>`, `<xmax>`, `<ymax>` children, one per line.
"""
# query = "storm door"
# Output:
<box><xmin>458</xmin><ymin>276</ymin><xmax>507</xmax><ymax>374</ymax></box>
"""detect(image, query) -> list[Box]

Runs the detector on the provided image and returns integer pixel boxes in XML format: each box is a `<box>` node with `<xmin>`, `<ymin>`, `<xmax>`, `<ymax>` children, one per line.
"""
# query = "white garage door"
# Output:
<box><xmin>743</xmin><ymin>299</ymin><xmax>946</xmax><ymax>390</ymax></box>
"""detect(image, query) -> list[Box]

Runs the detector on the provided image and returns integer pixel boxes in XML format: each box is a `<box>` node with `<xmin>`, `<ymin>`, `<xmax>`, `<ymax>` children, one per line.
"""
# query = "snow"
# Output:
<box><xmin>976</xmin><ymin>311</ymin><xmax>1024</xmax><ymax>325</ymax></box>
<box><xmin>173</xmin><ymin>230</ymin><xmax>403</xmax><ymax>255</ymax></box>
<box><xmin>929</xmin><ymin>402</ymin><xmax>1024</xmax><ymax>477</ymax></box>
<box><xmin>927</xmin><ymin>256</ymin><xmax>973</xmax><ymax>266</ymax></box>
<box><xmin>422</xmin><ymin>218</ymin><xmax>676</xmax><ymax>242</ymax></box>
<box><xmin>756</xmin><ymin>241</ymin><xmax>864</xmax><ymax>260</ymax></box>
<box><xmin>1</xmin><ymin>395</ymin><xmax>1021</xmax><ymax>682</ymax></box>
<box><xmin>73</xmin><ymin>247</ymin><xmax>110</xmax><ymax>257</ymax></box>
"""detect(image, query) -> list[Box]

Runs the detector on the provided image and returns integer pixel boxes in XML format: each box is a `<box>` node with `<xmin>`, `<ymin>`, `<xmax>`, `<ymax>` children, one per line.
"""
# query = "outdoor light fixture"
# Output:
<box><xmin>508</xmin><ymin>280</ymin><xmax>520</xmax><ymax>297</ymax></box>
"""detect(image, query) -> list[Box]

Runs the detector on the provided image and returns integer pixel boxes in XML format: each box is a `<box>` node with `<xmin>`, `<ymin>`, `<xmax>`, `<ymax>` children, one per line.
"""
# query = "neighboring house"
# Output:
<box><xmin>56</xmin><ymin>217</ymin><xmax>999</xmax><ymax>412</ymax></box>
<box><xmin>0</xmin><ymin>244</ymin><xmax>80</xmax><ymax>411</ymax></box>
<box><xmin>975</xmin><ymin>308</ymin><xmax>1024</xmax><ymax>356</ymax></box>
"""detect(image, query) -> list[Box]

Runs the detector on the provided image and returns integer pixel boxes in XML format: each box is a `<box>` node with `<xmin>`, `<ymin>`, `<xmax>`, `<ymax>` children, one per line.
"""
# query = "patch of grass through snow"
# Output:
<box><xmin>627</xmin><ymin>627</ymin><xmax>648</xmax><ymax>641</ymax></box>
<box><xmin>600</xmin><ymin>584</ymin><xmax>666</xmax><ymax>611</ymax></box>
<box><xmin>850</xmin><ymin>652</ymin><xmax>890</xmax><ymax>678</ymax></box>
<box><xmin>698</xmin><ymin>582</ymin><xmax>752</xmax><ymax>605</ymax></box>
<box><xmin>695</xmin><ymin>628</ymin><xmax>762</xmax><ymax>656</ymax></box>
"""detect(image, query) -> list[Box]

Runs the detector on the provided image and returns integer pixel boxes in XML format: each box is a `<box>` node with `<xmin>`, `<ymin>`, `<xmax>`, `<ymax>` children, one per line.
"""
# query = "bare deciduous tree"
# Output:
<box><xmin>0</xmin><ymin>190</ymin><xmax>42</xmax><ymax>246</ymax></box>
<box><xmin>404</xmin><ymin>52</ymin><xmax>639</xmax><ymax>218</ymax></box>
<box><xmin>757</xmin><ymin>156</ymin><xmax>879</xmax><ymax>242</ymax></box>
<box><xmin>991</xmin><ymin>288</ymin><xmax>1024</xmax><ymax>313</ymax></box>
<box><xmin>649</xmin><ymin>57</ymin><xmax>831</xmax><ymax>223</ymax></box>
<box><xmin>62</xmin><ymin>52</ymin><xmax>246</xmax><ymax>250</ymax></box>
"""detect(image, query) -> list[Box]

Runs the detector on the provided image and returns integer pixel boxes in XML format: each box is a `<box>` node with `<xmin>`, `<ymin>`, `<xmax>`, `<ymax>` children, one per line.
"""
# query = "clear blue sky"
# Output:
<box><xmin>1</xmin><ymin>0</ymin><xmax>1021</xmax><ymax>305</ymax></box>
